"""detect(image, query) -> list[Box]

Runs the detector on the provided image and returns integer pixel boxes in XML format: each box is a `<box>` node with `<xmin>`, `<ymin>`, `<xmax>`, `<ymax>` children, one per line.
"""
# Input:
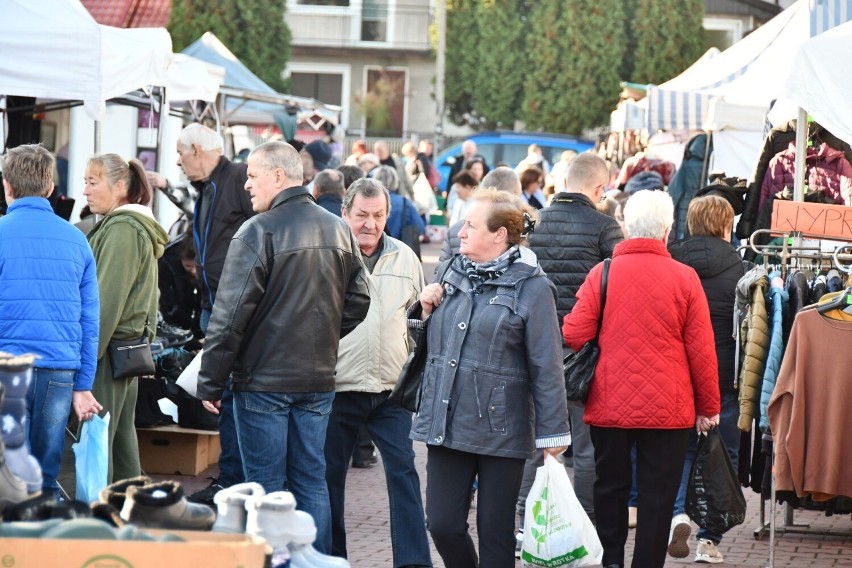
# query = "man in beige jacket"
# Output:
<box><xmin>324</xmin><ymin>178</ymin><xmax>431</xmax><ymax>568</ymax></box>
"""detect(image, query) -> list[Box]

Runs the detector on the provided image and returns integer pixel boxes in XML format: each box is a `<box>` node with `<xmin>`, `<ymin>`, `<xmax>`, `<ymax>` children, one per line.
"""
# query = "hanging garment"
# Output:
<box><xmin>768</xmin><ymin>309</ymin><xmax>852</xmax><ymax>500</ymax></box>
<box><xmin>615</xmin><ymin>153</ymin><xmax>676</xmax><ymax>189</ymax></box>
<box><xmin>735</xmin><ymin>266</ymin><xmax>770</xmax><ymax>432</ymax></box>
<box><xmin>758</xmin><ymin>141</ymin><xmax>852</xmax><ymax>210</ymax></box>
<box><xmin>668</xmin><ymin>134</ymin><xmax>711</xmax><ymax>240</ymax></box>
<box><xmin>758</xmin><ymin>275</ymin><xmax>787</xmax><ymax>433</ymax></box>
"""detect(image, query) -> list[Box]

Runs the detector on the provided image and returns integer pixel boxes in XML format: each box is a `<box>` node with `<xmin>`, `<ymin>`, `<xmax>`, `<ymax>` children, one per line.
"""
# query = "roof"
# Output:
<box><xmin>81</xmin><ymin>0</ymin><xmax>170</xmax><ymax>27</ymax></box>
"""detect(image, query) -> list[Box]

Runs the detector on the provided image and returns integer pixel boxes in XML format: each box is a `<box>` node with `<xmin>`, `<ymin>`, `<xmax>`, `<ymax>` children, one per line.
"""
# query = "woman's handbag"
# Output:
<box><xmin>108</xmin><ymin>316</ymin><xmax>155</xmax><ymax>379</ymax></box>
<box><xmin>389</xmin><ymin>324</ymin><xmax>427</xmax><ymax>412</ymax></box>
<box><xmin>563</xmin><ymin>259</ymin><xmax>610</xmax><ymax>404</ymax></box>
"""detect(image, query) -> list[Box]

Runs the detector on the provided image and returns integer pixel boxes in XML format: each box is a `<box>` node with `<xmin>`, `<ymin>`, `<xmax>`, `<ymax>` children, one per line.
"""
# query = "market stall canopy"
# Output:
<box><xmin>168</xmin><ymin>54</ymin><xmax>225</xmax><ymax>103</ymax></box>
<box><xmin>0</xmin><ymin>0</ymin><xmax>172</xmax><ymax>120</ymax></box>
<box><xmin>780</xmin><ymin>19</ymin><xmax>852</xmax><ymax>147</ymax></box>
<box><xmin>181</xmin><ymin>32</ymin><xmax>339</xmax><ymax>127</ymax></box>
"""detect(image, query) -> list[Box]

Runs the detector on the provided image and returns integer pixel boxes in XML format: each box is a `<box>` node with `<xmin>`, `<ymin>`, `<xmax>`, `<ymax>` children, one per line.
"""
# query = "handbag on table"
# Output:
<box><xmin>563</xmin><ymin>258</ymin><xmax>610</xmax><ymax>404</ymax></box>
<box><xmin>108</xmin><ymin>316</ymin><xmax>155</xmax><ymax>379</ymax></box>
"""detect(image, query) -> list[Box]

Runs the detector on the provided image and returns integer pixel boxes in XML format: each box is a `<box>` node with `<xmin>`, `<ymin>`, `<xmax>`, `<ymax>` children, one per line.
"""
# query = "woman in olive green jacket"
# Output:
<box><xmin>85</xmin><ymin>154</ymin><xmax>169</xmax><ymax>483</ymax></box>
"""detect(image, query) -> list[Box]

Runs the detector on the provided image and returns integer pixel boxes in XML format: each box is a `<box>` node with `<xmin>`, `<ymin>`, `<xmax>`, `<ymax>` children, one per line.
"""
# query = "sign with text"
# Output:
<box><xmin>771</xmin><ymin>201</ymin><xmax>852</xmax><ymax>240</ymax></box>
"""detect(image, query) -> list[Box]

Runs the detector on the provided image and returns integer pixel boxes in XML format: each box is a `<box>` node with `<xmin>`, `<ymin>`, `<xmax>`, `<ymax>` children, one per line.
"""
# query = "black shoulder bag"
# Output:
<box><xmin>108</xmin><ymin>316</ymin><xmax>155</xmax><ymax>380</ymax></box>
<box><xmin>389</xmin><ymin>259</ymin><xmax>451</xmax><ymax>411</ymax></box>
<box><xmin>563</xmin><ymin>258</ymin><xmax>611</xmax><ymax>404</ymax></box>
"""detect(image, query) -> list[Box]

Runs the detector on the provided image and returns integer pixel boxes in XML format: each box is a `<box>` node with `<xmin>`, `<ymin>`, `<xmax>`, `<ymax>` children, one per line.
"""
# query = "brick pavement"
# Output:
<box><xmin>58</xmin><ymin>240</ymin><xmax>851</xmax><ymax>566</ymax></box>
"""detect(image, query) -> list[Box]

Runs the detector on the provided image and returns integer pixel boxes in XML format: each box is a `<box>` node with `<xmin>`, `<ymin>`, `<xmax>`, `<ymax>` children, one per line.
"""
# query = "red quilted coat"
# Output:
<box><xmin>562</xmin><ymin>239</ymin><xmax>720</xmax><ymax>429</ymax></box>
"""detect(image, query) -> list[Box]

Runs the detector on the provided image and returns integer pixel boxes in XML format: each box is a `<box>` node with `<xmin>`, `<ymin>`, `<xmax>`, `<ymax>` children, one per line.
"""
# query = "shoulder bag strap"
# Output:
<box><xmin>594</xmin><ymin>258</ymin><xmax>611</xmax><ymax>341</ymax></box>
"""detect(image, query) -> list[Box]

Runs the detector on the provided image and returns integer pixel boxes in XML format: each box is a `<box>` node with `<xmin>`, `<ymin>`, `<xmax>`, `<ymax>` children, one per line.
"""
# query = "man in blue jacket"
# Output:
<box><xmin>0</xmin><ymin>144</ymin><xmax>101</xmax><ymax>496</ymax></box>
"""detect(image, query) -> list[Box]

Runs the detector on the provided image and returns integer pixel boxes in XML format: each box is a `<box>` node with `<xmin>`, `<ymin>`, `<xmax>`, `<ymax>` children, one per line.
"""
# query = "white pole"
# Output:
<box><xmin>793</xmin><ymin>107</ymin><xmax>807</xmax><ymax>202</ymax></box>
<box><xmin>435</xmin><ymin>0</ymin><xmax>446</xmax><ymax>153</ymax></box>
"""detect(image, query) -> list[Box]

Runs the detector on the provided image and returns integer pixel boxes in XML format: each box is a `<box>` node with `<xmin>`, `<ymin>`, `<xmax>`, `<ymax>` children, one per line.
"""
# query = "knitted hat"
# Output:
<box><xmin>305</xmin><ymin>140</ymin><xmax>332</xmax><ymax>172</ymax></box>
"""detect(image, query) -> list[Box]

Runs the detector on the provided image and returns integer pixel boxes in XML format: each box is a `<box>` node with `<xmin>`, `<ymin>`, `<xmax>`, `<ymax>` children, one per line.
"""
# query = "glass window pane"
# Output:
<box><xmin>298</xmin><ymin>0</ymin><xmax>349</xmax><ymax>6</ymax></box>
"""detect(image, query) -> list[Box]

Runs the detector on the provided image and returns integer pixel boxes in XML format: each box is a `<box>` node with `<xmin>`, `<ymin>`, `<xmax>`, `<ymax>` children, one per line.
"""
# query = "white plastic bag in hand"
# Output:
<box><xmin>522</xmin><ymin>454</ymin><xmax>603</xmax><ymax>567</ymax></box>
<box><xmin>175</xmin><ymin>349</ymin><xmax>203</xmax><ymax>397</ymax></box>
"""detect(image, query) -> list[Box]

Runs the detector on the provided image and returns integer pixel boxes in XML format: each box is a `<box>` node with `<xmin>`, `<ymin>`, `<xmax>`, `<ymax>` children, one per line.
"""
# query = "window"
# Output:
<box><xmin>290</xmin><ymin>73</ymin><xmax>343</xmax><ymax>106</ymax></box>
<box><xmin>297</xmin><ymin>0</ymin><xmax>349</xmax><ymax>5</ymax></box>
<box><xmin>361</xmin><ymin>0</ymin><xmax>388</xmax><ymax>42</ymax></box>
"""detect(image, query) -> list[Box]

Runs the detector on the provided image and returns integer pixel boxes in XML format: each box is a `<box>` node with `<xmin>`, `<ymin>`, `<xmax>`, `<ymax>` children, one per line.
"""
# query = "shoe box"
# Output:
<box><xmin>136</xmin><ymin>424</ymin><xmax>221</xmax><ymax>476</ymax></box>
<box><xmin>0</xmin><ymin>529</ymin><xmax>267</xmax><ymax>568</ymax></box>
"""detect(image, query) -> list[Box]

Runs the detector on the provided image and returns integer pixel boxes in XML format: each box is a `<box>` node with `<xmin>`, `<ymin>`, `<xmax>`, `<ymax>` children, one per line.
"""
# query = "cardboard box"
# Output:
<box><xmin>0</xmin><ymin>530</ymin><xmax>267</xmax><ymax>568</ymax></box>
<box><xmin>137</xmin><ymin>425</ymin><xmax>220</xmax><ymax>476</ymax></box>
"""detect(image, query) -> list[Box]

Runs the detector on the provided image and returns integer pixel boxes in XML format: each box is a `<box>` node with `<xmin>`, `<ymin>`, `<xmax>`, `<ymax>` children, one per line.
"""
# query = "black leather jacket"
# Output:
<box><xmin>196</xmin><ymin>187</ymin><xmax>371</xmax><ymax>400</ymax></box>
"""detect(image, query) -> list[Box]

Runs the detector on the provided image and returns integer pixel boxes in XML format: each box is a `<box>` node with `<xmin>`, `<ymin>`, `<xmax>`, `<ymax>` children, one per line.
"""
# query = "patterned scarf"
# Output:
<box><xmin>460</xmin><ymin>245</ymin><xmax>521</xmax><ymax>291</ymax></box>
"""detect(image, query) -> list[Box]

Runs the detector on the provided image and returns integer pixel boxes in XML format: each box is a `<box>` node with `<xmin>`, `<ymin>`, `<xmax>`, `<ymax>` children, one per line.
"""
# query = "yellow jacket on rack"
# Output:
<box><xmin>735</xmin><ymin>266</ymin><xmax>770</xmax><ymax>432</ymax></box>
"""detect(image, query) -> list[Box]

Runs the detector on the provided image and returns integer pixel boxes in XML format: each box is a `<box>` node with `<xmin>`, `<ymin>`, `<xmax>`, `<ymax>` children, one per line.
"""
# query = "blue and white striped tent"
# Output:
<box><xmin>646</xmin><ymin>0</ymin><xmax>852</xmax><ymax>132</ymax></box>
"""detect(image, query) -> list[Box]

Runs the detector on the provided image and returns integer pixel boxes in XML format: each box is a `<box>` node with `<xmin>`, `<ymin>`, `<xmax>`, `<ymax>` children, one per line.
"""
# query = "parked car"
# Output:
<box><xmin>434</xmin><ymin>131</ymin><xmax>595</xmax><ymax>190</ymax></box>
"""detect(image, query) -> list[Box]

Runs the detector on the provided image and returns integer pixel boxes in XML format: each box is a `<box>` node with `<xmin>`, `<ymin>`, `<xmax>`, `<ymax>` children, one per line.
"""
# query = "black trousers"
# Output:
<box><xmin>425</xmin><ymin>445</ymin><xmax>525</xmax><ymax>568</ymax></box>
<box><xmin>590</xmin><ymin>426</ymin><xmax>689</xmax><ymax>568</ymax></box>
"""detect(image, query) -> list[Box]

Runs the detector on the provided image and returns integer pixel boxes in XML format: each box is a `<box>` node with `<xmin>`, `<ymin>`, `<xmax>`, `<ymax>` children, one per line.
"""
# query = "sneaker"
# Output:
<box><xmin>515</xmin><ymin>529</ymin><xmax>523</xmax><ymax>559</ymax></box>
<box><xmin>667</xmin><ymin>513</ymin><xmax>692</xmax><ymax>558</ymax></box>
<box><xmin>186</xmin><ymin>478</ymin><xmax>224</xmax><ymax>507</ymax></box>
<box><xmin>695</xmin><ymin>538</ymin><xmax>724</xmax><ymax>564</ymax></box>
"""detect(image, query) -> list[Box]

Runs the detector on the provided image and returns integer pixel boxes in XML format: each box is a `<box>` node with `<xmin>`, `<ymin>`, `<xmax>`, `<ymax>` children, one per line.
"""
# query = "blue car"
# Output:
<box><xmin>434</xmin><ymin>131</ymin><xmax>595</xmax><ymax>190</ymax></box>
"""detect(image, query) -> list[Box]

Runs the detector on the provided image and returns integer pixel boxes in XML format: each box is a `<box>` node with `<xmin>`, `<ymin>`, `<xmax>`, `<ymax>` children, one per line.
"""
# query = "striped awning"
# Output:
<box><xmin>810</xmin><ymin>0</ymin><xmax>852</xmax><ymax>36</ymax></box>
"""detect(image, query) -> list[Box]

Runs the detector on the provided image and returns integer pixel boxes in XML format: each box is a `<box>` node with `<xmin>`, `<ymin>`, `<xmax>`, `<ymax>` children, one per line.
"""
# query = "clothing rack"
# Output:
<box><xmin>745</xmin><ymin>230</ymin><xmax>852</xmax><ymax>567</ymax></box>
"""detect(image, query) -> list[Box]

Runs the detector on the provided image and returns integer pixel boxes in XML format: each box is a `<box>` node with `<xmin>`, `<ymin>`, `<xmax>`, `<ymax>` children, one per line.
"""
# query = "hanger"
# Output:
<box><xmin>815</xmin><ymin>287</ymin><xmax>852</xmax><ymax>314</ymax></box>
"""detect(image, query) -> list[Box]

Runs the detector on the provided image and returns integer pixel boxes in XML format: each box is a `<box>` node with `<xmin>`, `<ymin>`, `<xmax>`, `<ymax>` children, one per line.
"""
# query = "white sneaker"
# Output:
<box><xmin>695</xmin><ymin>538</ymin><xmax>724</xmax><ymax>564</ymax></box>
<box><xmin>515</xmin><ymin>529</ymin><xmax>523</xmax><ymax>559</ymax></box>
<box><xmin>667</xmin><ymin>513</ymin><xmax>692</xmax><ymax>558</ymax></box>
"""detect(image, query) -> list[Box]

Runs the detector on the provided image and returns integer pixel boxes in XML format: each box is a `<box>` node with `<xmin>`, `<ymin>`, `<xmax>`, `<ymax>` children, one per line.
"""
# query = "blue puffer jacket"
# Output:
<box><xmin>759</xmin><ymin>274</ymin><xmax>787</xmax><ymax>432</ymax></box>
<box><xmin>0</xmin><ymin>198</ymin><xmax>99</xmax><ymax>390</ymax></box>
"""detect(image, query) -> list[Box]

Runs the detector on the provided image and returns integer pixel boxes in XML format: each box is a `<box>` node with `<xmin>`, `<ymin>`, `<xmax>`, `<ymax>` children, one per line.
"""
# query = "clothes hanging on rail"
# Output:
<box><xmin>758</xmin><ymin>141</ymin><xmax>852</xmax><ymax>210</ymax></box>
<box><xmin>768</xmin><ymin>307</ymin><xmax>852</xmax><ymax>501</ymax></box>
<box><xmin>734</xmin><ymin>266</ymin><xmax>770</xmax><ymax>432</ymax></box>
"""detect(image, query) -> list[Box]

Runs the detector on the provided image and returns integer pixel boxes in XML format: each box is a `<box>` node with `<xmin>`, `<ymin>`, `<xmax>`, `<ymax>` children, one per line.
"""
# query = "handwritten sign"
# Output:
<box><xmin>771</xmin><ymin>200</ymin><xmax>852</xmax><ymax>240</ymax></box>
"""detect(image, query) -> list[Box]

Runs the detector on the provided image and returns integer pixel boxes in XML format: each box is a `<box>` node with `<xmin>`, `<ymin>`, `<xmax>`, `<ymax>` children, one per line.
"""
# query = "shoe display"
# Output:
<box><xmin>515</xmin><ymin>529</ymin><xmax>523</xmax><ymax>559</ymax></box>
<box><xmin>120</xmin><ymin>480</ymin><xmax>216</xmax><ymax>530</ymax></box>
<box><xmin>667</xmin><ymin>513</ymin><xmax>692</xmax><ymax>558</ymax></box>
<box><xmin>695</xmin><ymin>538</ymin><xmax>724</xmax><ymax>564</ymax></box>
<box><xmin>3</xmin><ymin>492</ymin><xmax>91</xmax><ymax>522</ymax></box>
<box><xmin>187</xmin><ymin>477</ymin><xmax>225</xmax><ymax>507</ymax></box>
<box><xmin>628</xmin><ymin>506</ymin><xmax>638</xmax><ymax>529</ymax></box>
<box><xmin>0</xmin><ymin>354</ymin><xmax>43</xmax><ymax>494</ymax></box>
<box><xmin>212</xmin><ymin>482</ymin><xmax>265</xmax><ymax>533</ymax></box>
<box><xmin>98</xmin><ymin>476</ymin><xmax>153</xmax><ymax>511</ymax></box>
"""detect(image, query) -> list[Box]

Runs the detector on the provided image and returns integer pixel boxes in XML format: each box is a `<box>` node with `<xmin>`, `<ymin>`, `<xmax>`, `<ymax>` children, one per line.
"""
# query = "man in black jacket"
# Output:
<box><xmin>519</xmin><ymin>154</ymin><xmax>623</xmax><ymax>547</ymax></box>
<box><xmin>197</xmin><ymin>141</ymin><xmax>370</xmax><ymax>555</ymax></box>
<box><xmin>147</xmin><ymin>123</ymin><xmax>255</xmax><ymax>504</ymax></box>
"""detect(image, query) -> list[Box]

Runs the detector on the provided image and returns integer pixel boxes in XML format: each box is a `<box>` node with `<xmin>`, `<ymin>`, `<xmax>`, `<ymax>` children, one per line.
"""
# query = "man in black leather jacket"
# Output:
<box><xmin>197</xmin><ymin>141</ymin><xmax>370</xmax><ymax>555</ymax></box>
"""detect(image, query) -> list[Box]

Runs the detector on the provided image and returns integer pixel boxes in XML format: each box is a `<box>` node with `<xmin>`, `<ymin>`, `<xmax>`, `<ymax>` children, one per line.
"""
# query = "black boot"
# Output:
<box><xmin>98</xmin><ymin>475</ymin><xmax>153</xmax><ymax>511</ymax></box>
<box><xmin>0</xmin><ymin>353</ymin><xmax>42</xmax><ymax>493</ymax></box>
<box><xmin>121</xmin><ymin>480</ymin><xmax>216</xmax><ymax>530</ymax></box>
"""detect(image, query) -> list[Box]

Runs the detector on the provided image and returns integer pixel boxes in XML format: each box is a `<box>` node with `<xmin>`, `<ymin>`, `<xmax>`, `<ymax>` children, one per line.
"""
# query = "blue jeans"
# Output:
<box><xmin>325</xmin><ymin>391</ymin><xmax>431</xmax><ymax>567</ymax></box>
<box><xmin>26</xmin><ymin>368</ymin><xmax>75</xmax><ymax>494</ymax></box>
<box><xmin>234</xmin><ymin>390</ymin><xmax>335</xmax><ymax>554</ymax></box>
<box><xmin>629</xmin><ymin>444</ymin><xmax>638</xmax><ymax>507</ymax></box>
<box><xmin>200</xmin><ymin>308</ymin><xmax>243</xmax><ymax>487</ymax></box>
<box><xmin>673</xmin><ymin>391</ymin><xmax>740</xmax><ymax>544</ymax></box>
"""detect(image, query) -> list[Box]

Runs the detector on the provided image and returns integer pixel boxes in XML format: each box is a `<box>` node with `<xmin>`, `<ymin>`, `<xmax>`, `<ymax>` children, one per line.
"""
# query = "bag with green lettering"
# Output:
<box><xmin>522</xmin><ymin>454</ymin><xmax>602</xmax><ymax>567</ymax></box>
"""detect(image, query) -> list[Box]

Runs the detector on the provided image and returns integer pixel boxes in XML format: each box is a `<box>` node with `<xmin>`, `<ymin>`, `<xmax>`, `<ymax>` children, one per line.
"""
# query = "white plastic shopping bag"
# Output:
<box><xmin>175</xmin><ymin>349</ymin><xmax>203</xmax><ymax>397</ymax></box>
<box><xmin>522</xmin><ymin>454</ymin><xmax>603</xmax><ymax>567</ymax></box>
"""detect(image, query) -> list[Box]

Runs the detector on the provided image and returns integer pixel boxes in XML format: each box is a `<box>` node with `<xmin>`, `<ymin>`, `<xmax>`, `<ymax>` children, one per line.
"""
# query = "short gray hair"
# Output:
<box><xmin>178</xmin><ymin>123</ymin><xmax>224</xmax><ymax>152</ymax></box>
<box><xmin>314</xmin><ymin>169</ymin><xmax>345</xmax><ymax>196</ymax></box>
<box><xmin>623</xmin><ymin>189</ymin><xmax>674</xmax><ymax>240</ymax></box>
<box><xmin>372</xmin><ymin>165</ymin><xmax>399</xmax><ymax>192</ymax></box>
<box><xmin>250</xmin><ymin>141</ymin><xmax>303</xmax><ymax>183</ymax></box>
<box><xmin>480</xmin><ymin>166</ymin><xmax>520</xmax><ymax>195</ymax></box>
<box><xmin>343</xmin><ymin>178</ymin><xmax>391</xmax><ymax>214</ymax></box>
<box><xmin>565</xmin><ymin>153</ymin><xmax>608</xmax><ymax>192</ymax></box>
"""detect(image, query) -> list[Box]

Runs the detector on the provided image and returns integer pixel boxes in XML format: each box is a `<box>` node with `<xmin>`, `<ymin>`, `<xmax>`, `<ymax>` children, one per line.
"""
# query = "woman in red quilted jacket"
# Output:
<box><xmin>562</xmin><ymin>190</ymin><xmax>720</xmax><ymax>568</ymax></box>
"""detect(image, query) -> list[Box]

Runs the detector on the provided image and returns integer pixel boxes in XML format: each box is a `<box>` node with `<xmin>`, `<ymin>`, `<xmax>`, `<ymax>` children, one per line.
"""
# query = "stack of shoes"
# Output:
<box><xmin>667</xmin><ymin>513</ymin><xmax>692</xmax><ymax>558</ymax></box>
<box><xmin>0</xmin><ymin>353</ymin><xmax>43</xmax><ymax>496</ymax></box>
<box><xmin>246</xmin><ymin>491</ymin><xmax>350</xmax><ymax>568</ymax></box>
<box><xmin>119</xmin><ymin>480</ymin><xmax>216</xmax><ymax>530</ymax></box>
<box><xmin>187</xmin><ymin>477</ymin><xmax>225</xmax><ymax>507</ymax></box>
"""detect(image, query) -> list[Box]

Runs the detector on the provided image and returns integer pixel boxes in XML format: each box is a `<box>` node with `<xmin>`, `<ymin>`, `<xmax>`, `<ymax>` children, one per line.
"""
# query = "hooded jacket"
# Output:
<box><xmin>527</xmin><ymin>193</ymin><xmax>623</xmax><ymax>320</ymax></box>
<box><xmin>758</xmin><ymin>141</ymin><xmax>852</xmax><ymax>210</ymax></box>
<box><xmin>563</xmin><ymin>239</ymin><xmax>720</xmax><ymax>429</ymax></box>
<box><xmin>760</xmin><ymin>276</ymin><xmax>788</xmax><ymax>433</ymax></box>
<box><xmin>0</xmin><ymin>197</ymin><xmax>99</xmax><ymax>390</ymax></box>
<box><xmin>197</xmin><ymin>187</ymin><xmax>371</xmax><ymax>399</ymax></box>
<box><xmin>410</xmin><ymin>248</ymin><xmax>570</xmax><ymax>459</ymax></box>
<box><xmin>734</xmin><ymin>266</ymin><xmax>770</xmax><ymax>432</ymax></box>
<box><xmin>668</xmin><ymin>134</ymin><xmax>710</xmax><ymax>240</ymax></box>
<box><xmin>87</xmin><ymin>206</ymin><xmax>169</xmax><ymax>377</ymax></box>
<box><xmin>669</xmin><ymin>236</ymin><xmax>749</xmax><ymax>394</ymax></box>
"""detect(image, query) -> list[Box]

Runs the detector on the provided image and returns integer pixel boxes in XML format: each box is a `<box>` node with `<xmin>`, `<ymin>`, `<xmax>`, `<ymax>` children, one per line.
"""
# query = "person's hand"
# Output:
<box><xmin>419</xmin><ymin>283</ymin><xmax>445</xmax><ymax>319</ymax></box>
<box><xmin>72</xmin><ymin>390</ymin><xmax>103</xmax><ymax>422</ymax></box>
<box><xmin>543</xmin><ymin>445</ymin><xmax>568</xmax><ymax>459</ymax></box>
<box><xmin>696</xmin><ymin>414</ymin><xmax>720</xmax><ymax>433</ymax></box>
<box><xmin>145</xmin><ymin>171</ymin><xmax>167</xmax><ymax>190</ymax></box>
<box><xmin>202</xmin><ymin>400</ymin><xmax>221</xmax><ymax>415</ymax></box>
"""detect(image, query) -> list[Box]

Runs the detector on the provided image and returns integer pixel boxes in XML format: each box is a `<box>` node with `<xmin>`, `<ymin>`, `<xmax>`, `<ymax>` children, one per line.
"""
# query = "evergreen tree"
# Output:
<box><xmin>472</xmin><ymin>0</ymin><xmax>528</xmax><ymax>129</ymax></box>
<box><xmin>169</xmin><ymin>1</ymin><xmax>292</xmax><ymax>93</ymax></box>
<box><xmin>522</xmin><ymin>0</ymin><xmax>625</xmax><ymax>133</ymax></box>
<box><xmin>630</xmin><ymin>0</ymin><xmax>705</xmax><ymax>84</ymax></box>
<box><xmin>444</xmin><ymin>0</ymin><xmax>480</xmax><ymax>126</ymax></box>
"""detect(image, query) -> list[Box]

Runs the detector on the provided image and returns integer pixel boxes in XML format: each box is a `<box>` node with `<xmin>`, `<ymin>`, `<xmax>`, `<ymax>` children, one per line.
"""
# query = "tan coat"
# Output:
<box><xmin>736</xmin><ymin>268</ymin><xmax>769</xmax><ymax>432</ymax></box>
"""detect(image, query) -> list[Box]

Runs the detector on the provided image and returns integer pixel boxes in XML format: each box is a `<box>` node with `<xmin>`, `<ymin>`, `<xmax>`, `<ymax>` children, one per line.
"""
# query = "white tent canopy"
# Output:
<box><xmin>780</xmin><ymin>19</ymin><xmax>852</xmax><ymax>147</ymax></box>
<box><xmin>0</xmin><ymin>0</ymin><xmax>172</xmax><ymax>121</ymax></box>
<box><xmin>168</xmin><ymin>54</ymin><xmax>225</xmax><ymax>103</ymax></box>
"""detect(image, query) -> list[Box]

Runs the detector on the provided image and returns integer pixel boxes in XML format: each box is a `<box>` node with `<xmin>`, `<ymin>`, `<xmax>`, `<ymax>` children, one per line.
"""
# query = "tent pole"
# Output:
<box><xmin>793</xmin><ymin>108</ymin><xmax>807</xmax><ymax>202</ymax></box>
<box><xmin>94</xmin><ymin>120</ymin><xmax>101</xmax><ymax>155</ymax></box>
<box><xmin>700</xmin><ymin>131</ymin><xmax>712</xmax><ymax>185</ymax></box>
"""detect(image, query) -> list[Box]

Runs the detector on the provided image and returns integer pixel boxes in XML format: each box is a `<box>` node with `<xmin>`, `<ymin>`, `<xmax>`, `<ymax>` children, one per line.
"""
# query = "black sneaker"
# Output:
<box><xmin>186</xmin><ymin>478</ymin><xmax>224</xmax><ymax>507</ymax></box>
<box><xmin>156</xmin><ymin>321</ymin><xmax>194</xmax><ymax>348</ymax></box>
